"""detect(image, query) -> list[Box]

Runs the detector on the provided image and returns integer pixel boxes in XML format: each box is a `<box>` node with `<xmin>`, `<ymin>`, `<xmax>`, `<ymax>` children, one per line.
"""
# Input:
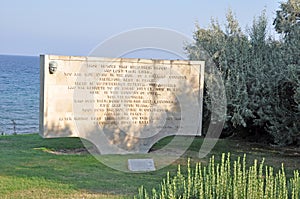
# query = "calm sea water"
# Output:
<box><xmin>0</xmin><ymin>55</ymin><xmax>39</xmax><ymax>134</ymax></box>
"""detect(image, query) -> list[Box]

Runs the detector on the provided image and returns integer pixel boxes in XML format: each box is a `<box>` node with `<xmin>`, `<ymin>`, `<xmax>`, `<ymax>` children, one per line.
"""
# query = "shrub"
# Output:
<box><xmin>134</xmin><ymin>153</ymin><xmax>300</xmax><ymax>199</ymax></box>
<box><xmin>186</xmin><ymin>7</ymin><xmax>300</xmax><ymax>145</ymax></box>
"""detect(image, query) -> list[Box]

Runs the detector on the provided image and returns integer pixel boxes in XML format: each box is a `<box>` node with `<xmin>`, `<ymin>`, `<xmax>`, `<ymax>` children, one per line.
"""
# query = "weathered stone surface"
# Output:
<box><xmin>128</xmin><ymin>159</ymin><xmax>156</xmax><ymax>172</ymax></box>
<box><xmin>40</xmin><ymin>55</ymin><xmax>204</xmax><ymax>154</ymax></box>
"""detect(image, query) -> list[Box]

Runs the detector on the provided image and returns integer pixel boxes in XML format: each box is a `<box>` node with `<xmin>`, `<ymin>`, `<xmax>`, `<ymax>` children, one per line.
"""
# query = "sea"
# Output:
<box><xmin>0</xmin><ymin>55</ymin><xmax>40</xmax><ymax>135</ymax></box>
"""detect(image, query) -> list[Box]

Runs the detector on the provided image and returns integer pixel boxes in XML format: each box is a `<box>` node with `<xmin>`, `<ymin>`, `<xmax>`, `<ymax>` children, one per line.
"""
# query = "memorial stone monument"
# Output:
<box><xmin>40</xmin><ymin>55</ymin><xmax>204</xmax><ymax>154</ymax></box>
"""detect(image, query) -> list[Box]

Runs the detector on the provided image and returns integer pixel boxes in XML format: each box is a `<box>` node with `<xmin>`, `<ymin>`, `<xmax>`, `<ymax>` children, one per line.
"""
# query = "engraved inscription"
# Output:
<box><xmin>62</xmin><ymin>62</ymin><xmax>188</xmax><ymax>129</ymax></box>
<box><xmin>40</xmin><ymin>55</ymin><xmax>204</xmax><ymax>154</ymax></box>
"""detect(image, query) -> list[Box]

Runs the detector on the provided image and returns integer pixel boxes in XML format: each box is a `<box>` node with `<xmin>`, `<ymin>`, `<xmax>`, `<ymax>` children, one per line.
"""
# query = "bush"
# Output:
<box><xmin>134</xmin><ymin>153</ymin><xmax>300</xmax><ymax>199</ymax></box>
<box><xmin>186</xmin><ymin>7</ymin><xmax>300</xmax><ymax>145</ymax></box>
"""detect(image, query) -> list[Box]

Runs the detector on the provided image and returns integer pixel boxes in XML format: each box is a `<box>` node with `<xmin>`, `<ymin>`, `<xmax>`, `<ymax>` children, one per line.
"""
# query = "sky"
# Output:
<box><xmin>0</xmin><ymin>0</ymin><xmax>281</xmax><ymax>57</ymax></box>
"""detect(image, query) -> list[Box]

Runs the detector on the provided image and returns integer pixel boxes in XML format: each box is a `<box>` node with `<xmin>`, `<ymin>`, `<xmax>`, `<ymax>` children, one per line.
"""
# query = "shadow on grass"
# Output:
<box><xmin>0</xmin><ymin>134</ymin><xmax>173</xmax><ymax>197</ymax></box>
<box><xmin>0</xmin><ymin>133</ymin><xmax>299</xmax><ymax>197</ymax></box>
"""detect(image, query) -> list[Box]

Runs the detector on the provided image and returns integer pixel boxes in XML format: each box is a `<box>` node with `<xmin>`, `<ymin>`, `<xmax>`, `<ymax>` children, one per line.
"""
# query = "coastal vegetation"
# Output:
<box><xmin>0</xmin><ymin>1</ymin><xmax>299</xmax><ymax>198</ymax></box>
<box><xmin>0</xmin><ymin>134</ymin><xmax>299</xmax><ymax>198</ymax></box>
<box><xmin>186</xmin><ymin>0</ymin><xmax>299</xmax><ymax>146</ymax></box>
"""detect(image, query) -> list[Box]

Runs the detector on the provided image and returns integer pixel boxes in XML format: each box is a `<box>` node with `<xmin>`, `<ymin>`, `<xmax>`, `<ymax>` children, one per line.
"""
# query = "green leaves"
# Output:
<box><xmin>135</xmin><ymin>153</ymin><xmax>300</xmax><ymax>199</ymax></box>
<box><xmin>187</xmin><ymin>2</ymin><xmax>300</xmax><ymax>146</ymax></box>
<box><xmin>273</xmin><ymin>0</ymin><xmax>300</xmax><ymax>36</ymax></box>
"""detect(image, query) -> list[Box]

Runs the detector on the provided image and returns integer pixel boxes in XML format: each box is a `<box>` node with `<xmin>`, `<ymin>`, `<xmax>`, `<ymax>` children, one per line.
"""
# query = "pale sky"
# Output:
<box><xmin>0</xmin><ymin>0</ymin><xmax>280</xmax><ymax>57</ymax></box>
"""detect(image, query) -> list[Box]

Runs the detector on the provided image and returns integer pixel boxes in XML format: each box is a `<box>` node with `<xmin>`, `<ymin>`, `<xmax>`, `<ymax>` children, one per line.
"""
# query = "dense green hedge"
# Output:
<box><xmin>186</xmin><ymin>0</ymin><xmax>299</xmax><ymax>146</ymax></box>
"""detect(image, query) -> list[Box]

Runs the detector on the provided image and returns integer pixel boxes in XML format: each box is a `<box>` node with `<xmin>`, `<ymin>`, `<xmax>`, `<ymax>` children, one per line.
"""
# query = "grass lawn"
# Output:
<box><xmin>0</xmin><ymin>134</ymin><xmax>299</xmax><ymax>198</ymax></box>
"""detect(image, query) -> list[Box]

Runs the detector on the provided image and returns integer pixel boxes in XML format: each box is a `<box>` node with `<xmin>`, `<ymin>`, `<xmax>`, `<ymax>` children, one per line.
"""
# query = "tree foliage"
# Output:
<box><xmin>186</xmin><ymin>2</ymin><xmax>300</xmax><ymax>146</ymax></box>
<box><xmin>273</xmin><ymin>0</ymin><xmax>300</xmax><ymax>36</ymax></box>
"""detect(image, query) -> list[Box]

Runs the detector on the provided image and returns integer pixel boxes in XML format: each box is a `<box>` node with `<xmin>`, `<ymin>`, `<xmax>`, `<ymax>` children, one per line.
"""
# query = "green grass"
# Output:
<box><xmin>0</xmin><ymin>134</ymin><xmax>299</xmax><ymax>198</ymax></box>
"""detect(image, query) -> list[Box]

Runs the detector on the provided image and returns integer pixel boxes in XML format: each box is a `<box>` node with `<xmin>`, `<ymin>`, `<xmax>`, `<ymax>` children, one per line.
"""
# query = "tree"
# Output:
<box><xmin>273</xmin><ymin>0</ymin><xmax>300</xmax><ymax>36</ymax></box>
<box><xmin>269</xmin><ymin>0</ymin><xmax>300</xmax><ymax>145</ymax></box>
<box><xmin>187</xmin><ymin>5</ymin><xmax>300</xmax><ymax>146</ymax></box>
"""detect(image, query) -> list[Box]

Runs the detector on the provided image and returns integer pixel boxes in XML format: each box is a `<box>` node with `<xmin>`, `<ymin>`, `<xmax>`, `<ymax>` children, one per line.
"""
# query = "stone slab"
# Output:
<box><xmin>128</xmin><ymin>159</ymin><xmax>156</xmax><ymax>172</ymax></box>
<box><xmin>40</xmin><ymin>55</ymin><xmax>204</xmax><ymax>154</ymax></box>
